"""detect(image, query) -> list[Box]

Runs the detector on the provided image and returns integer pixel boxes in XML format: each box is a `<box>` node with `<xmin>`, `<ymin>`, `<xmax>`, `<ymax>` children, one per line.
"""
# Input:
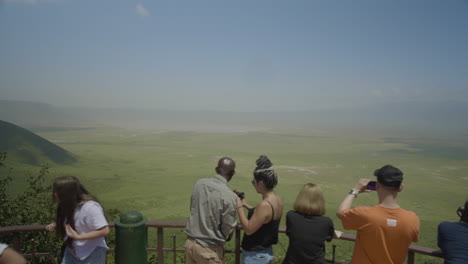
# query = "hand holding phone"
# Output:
<box><xmin>366</xmin><ymin>181</ymin><xmax>377</xmax><ymax>191</ymax></box>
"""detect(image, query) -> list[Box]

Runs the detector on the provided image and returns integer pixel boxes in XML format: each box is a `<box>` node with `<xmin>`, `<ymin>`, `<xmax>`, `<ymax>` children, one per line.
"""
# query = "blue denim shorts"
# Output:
<box><xmin>242</xmin><ymin>247</ymin><xmax>274</xmax><ymax>264</ymax></box>
<box><xmin>61</xmin><ymin>247</ymin><xmax>106</xmax><ymax>264</ymax></box>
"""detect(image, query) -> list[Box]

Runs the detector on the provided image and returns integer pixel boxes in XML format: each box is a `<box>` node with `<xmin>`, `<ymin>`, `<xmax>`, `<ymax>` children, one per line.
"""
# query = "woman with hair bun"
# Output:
<box><xmin>236</xmin><ymin>155</ymin><xmax>283</xmax><ymax>264</ymax></box>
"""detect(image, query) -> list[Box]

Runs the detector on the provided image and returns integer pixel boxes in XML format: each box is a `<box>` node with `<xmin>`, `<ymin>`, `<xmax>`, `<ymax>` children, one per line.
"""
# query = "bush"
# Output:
<box><xmin>0</xmin><ymin>152</ymin><xmax>121</xmax><ymax>263</ymax></box>
<box><xmin>0</xmin><ymin>152</ymin><xmax>61</xmax><ymax>263</ymax></box>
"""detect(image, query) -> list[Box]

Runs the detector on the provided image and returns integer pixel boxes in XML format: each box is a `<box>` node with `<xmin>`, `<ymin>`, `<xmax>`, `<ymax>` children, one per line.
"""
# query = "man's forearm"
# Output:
<box><xmin>336</xmin><ymin>191</ymin><xmax>357</xmax><ymax>218</ymax></box>
<box><xmin>337</xmin><ymin>178</ymin><xmax>369</xmax><ymax>218</ymax></box>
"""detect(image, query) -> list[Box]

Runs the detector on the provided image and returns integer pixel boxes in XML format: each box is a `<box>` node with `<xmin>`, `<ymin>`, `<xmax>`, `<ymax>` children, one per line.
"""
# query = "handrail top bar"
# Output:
<box><xmin>145</xmin><ymin>220</ymin><xmax>187</xmax><ymax>228</ymax></box>
<box><xmin>0</xmin><ymin>225</ymin><xmax>48</xmax><ymax>233</ymax></box>
<box><xmin>0</xmin><ymin>222</ymin><xmax>442</xmax><ymax>257</ymax></box>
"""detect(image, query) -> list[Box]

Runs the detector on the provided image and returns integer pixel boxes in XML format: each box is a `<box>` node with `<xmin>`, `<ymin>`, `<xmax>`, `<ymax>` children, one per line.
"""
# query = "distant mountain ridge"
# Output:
<box><xmin>0</xmin><ymin>100</ymin><xmax>75</xmax><ymax>128</ymax></box>
<box><xmin>0</xmin><ymin>120</ymin><xmax>76</xmax><ymax>166</ymax></box>
<box><xmin>1</xmin><ymin>100</ymin><xmax>467</xmax><ymax>137</ymax></box>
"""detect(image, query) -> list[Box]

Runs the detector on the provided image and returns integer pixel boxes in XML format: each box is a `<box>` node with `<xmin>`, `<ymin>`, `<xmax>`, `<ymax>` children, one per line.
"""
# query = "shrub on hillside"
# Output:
<box><xmin>0</xmin><ymin>152</ymin><xmax>61</xmax><ymax>263</ymax></box>
<box><xmin>0</xmin><ymin>152</ymin><xmax>120</xmax><ymax>263</ymax></box>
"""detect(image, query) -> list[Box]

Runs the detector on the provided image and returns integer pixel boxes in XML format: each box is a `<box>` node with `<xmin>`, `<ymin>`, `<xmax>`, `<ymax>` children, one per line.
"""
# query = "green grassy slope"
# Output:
<box><xmin>0</xmin><ymin>120</ymin><xmax>76</xmax><ymax>166</ymax></box>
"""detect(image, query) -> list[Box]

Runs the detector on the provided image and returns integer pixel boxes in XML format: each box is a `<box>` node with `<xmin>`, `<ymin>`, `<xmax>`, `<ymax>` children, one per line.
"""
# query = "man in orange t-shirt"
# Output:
<box><xmin>336</xmin><ymin>165</ymin><xmax>420</xmax><ymax>264</ymax></box>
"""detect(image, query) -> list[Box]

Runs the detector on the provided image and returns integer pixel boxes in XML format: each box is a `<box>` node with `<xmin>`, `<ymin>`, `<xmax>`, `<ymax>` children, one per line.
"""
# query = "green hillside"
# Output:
<box><xmin>0</xmin><ymin>120</ymin><xmax>76</xmax><ymax>165</ymax></box>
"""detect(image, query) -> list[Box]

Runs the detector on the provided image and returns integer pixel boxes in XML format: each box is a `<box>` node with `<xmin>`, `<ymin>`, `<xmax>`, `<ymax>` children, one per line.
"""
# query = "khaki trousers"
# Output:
<box><xmin>185</xmin><ymin>238</ymin><xmax>224</xmax><ymax>264</ymax></box>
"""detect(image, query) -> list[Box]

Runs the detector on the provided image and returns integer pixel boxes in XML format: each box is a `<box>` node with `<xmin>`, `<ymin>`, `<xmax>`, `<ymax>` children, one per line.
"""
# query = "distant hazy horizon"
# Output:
<box><xmin>1</xmin><ymin>100</ymin><xmax>467</xmax><ymax>140</ymax></box>
<box><xmin>1</xmin><ymin>0</ymin><xmax>468</xmax><ymax>112</ymax></box>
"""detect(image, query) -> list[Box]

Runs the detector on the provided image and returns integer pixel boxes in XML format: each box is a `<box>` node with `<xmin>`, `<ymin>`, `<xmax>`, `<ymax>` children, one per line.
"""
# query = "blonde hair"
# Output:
<box><xmin>293</xmin><ymin>183</ymin><xmax>326</xmax><ymax>215</ymax></box>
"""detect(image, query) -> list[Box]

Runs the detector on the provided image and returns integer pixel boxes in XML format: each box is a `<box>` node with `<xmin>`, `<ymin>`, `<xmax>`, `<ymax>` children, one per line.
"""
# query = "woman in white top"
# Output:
<box><xmin>46</xmin><ymin>176</ymin><xmax>109</xmax><ymax>264</ymax></box>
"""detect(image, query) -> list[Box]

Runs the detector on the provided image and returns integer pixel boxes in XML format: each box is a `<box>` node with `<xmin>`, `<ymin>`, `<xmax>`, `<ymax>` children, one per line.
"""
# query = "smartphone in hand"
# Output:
<box><xmin>366</xmin><ymin>181</ymin><xmax>377</xmax><ymax>191</ymax></box>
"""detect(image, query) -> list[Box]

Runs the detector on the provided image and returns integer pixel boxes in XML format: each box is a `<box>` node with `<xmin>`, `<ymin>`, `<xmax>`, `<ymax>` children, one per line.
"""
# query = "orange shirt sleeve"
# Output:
<box><xmin>340</xmin><ymin>206</ymin><xmax>371</xmax><ymax>230</ymax></box>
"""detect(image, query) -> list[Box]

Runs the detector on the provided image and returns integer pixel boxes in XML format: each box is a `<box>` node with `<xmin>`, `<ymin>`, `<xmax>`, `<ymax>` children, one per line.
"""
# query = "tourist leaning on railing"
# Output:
<box><xmin>45</xmin><ymin>176</ymin><xmax>110</xmax><ymax>264</ymax></box>
<box><xmin>236</xmin><ymin>155</ymin><xmax>283</xmax><ymax>264</ymax></box>
<box><xmin>336</xmin><ymin>165</ymin><xmax>420</xmax><ymax>264</ymax></box>
<box><xmin>184</xmin><ymin>157</ymin><xmax>238</xmax><ymax>264</ymax></box>
<box><xmin>437</xmin><ymin>200</ymin><xmax>468</xmax><ymax>264</ymax></box>
<box><xmin>282</xmin><ymin>183</ymin><xmax>334</xmax><ymax>264</ymax></box>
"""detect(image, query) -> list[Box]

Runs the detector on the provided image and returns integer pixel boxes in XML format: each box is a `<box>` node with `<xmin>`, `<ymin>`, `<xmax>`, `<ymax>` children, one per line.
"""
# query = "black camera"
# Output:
<box><xmin>234</xmin><ymin>190</ymin><xmax>245</xmax><ymax>200</ymax></box>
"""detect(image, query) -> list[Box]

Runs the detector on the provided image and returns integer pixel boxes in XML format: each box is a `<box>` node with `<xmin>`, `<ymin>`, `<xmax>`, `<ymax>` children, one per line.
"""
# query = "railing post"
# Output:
<box><xmin>12</xmin><ymin>232</ymin><xmax>21</xmax><ymax>251</ymax></box>
<box><xmin>235</xmin><ymin>228</ymin><xmax>241</xmax><ymax>264</ymax></box>
<box><xmin>172</xmin><ymin>234</ymin><xmax>177</xmax><ymax>264</ymax></box>
<box><xmin>407</xmin><ymin>251</ymin><xmax>415</xmax><ymax>264</ymax></box>
<box><xmin>157</xmin><ymin>227</ymin><xmax>164</xmax><ymax>264</ymax></box>
<box><xmin>332</xmin><ymin>244</ymin><xmax>336</xmax><ymax>264</ymax></box>
<box><xmin>30</xmin><ymin>239</ymin><xmax>37</xmax><ymax>264</ymax></box>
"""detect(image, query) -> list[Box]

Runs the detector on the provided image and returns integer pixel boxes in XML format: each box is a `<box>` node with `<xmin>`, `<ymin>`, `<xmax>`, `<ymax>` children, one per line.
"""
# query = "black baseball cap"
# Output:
<box><xmin>374</xmin><ymin>165</ymin><xmax>403</xmax><ymax>188</ymax></box>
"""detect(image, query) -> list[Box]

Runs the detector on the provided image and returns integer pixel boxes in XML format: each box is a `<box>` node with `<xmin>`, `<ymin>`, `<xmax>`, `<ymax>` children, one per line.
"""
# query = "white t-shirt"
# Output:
<box><xmin>0</xmin><ymin>243</ymin><xmax>8</xmax><ymax>256</ymax></box>
<box><xmin>69</xmin><ymin>201</ymin><xmax>108</xmax><ymax>260</ymax></box>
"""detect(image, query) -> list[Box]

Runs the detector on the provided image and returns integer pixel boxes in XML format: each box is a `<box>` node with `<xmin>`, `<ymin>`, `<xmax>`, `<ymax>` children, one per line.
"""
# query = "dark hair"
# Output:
<box><xmin>459</xmin><ymin>200</ymin><xmax>468</xmax><ymax>223</ymax></box>
<box><xmin>253</xmin><ymin>155</ymin><xmax>278</xmax><ymax>190</ymax></box>
<box><xmin>52</xmin><ymin>176</ymin><xmax>98</xmax><ymax>247</ymax></box>
<box><xmin>374</xmin><ymin>165</ymin><xmax>403</xmax><ymax>189</ymax></box>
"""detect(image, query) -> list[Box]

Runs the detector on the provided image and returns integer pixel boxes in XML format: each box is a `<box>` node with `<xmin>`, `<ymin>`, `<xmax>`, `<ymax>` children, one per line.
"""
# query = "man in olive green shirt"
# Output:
<box><xmin>184</xmin><ymin>157</ymin><xmax>238</xmax><ymax>264</ymax></box>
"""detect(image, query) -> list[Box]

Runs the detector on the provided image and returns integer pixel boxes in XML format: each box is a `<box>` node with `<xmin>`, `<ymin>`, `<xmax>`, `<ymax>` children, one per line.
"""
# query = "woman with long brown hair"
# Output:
<box><xmin>46</xmin><ymin>176</ymin><xmax>109</xmax><ymax>264</ymax></box>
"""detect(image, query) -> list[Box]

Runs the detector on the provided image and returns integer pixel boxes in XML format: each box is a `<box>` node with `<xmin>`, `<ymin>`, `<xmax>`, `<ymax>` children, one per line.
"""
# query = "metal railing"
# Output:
<box><xmin>0</xmin><ymin>221</ymin><xmax>443</xmax><ymax>264</ymax></box>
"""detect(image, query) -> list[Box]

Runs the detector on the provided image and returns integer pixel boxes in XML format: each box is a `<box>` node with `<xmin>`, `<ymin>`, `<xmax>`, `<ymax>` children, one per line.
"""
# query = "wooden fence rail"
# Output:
<box><xmin>0</xmin><ymin>222</ymin><xmax>443</xmax><ymax>264</ymax></box>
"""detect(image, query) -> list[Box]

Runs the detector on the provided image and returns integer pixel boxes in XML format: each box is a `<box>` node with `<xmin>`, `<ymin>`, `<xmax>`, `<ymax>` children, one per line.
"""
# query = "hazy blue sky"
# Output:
<box><xmin>1</xmin><ymin>0</ymin><xmax>467</xmax><ymax>111</ymax></box>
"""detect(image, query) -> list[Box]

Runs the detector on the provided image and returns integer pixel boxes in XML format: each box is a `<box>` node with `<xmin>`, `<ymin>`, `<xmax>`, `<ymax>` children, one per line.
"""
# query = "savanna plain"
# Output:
<box><xmin>6</xmin><ymin>126</ymin><xmax>468</xmax><ymax>264</ymax></box>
